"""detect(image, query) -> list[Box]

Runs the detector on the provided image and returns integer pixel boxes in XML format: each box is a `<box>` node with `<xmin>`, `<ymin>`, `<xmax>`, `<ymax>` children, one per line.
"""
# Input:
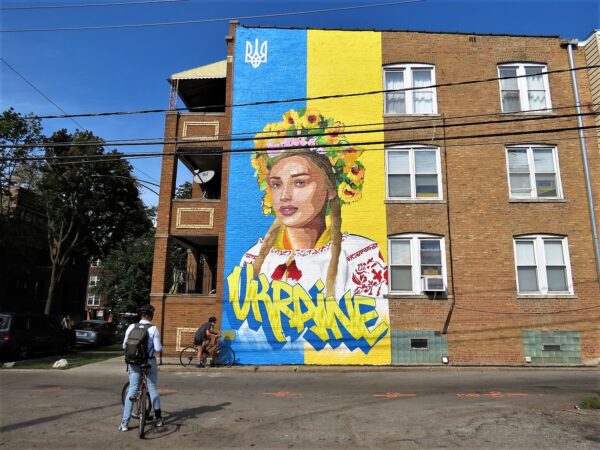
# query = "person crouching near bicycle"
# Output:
<box><xmin>119</xmin><ymin>304</ymin><xmax>164</xmax><ymax>431</ymax></box>
<box><xmin>194</xmin><ymin>316</ymin><xmax>220</xmax><ymax>368</ymax></box>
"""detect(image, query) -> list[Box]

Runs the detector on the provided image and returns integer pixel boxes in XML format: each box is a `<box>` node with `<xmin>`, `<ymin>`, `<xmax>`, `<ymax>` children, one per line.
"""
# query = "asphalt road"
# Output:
<box><xmin>0</xmin><ymin>358</ymin><xmax>599</xmax><ymax>449</ymax></box>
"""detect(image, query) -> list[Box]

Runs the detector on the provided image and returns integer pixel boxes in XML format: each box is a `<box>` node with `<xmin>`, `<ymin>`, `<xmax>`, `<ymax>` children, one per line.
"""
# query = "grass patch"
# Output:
<box><xmin>579</xmin><ymin>395</ymin><xmax>600</xmax><ymax>409</ymax></box>
<box><xmin>2</xmin><ymin>351</ymin><xmax>122</xmax><ymax>370</ymax></box>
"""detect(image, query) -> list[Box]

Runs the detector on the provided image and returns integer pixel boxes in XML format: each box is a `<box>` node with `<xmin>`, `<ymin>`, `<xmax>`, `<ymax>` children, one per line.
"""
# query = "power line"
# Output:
<box><xmin>4</xmin><ymin>130</ymin><xmax>597</xmax><ymax>167</ymax></box>
<box><xmin>0</xmin><ymin>57</ymin><xmax>87</xmax><ymax>130</ymax></box>
<box><xmin>0</xmin><ymin>0</ymin><xmax>187</xmax><ymax>11</ymax></box>
<box><xmin>0</xmin><ymin>0</ymin><xmax>423</xmax><ymax>33</ymax></box>
<box><xmin>2</xmin><ymin>123</ymin><xmax>598</xmax><ymax>161</ymax></box>
<box><xmin>17</xmin><ymin>64</ymin><xmax>597</xmax><ymax>121</ymax></box>
<box><xmin>3</xmin><ymin>110</ymin><xmax>597</xmax><ymax>149</ymax></box>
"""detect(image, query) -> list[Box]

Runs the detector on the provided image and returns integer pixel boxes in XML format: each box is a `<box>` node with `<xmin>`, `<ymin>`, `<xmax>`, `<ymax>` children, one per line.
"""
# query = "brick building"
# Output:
<box><xmin>150</xmin><ymin>23</ymin><xmax>600</xmax><ymax>366</ymax></box>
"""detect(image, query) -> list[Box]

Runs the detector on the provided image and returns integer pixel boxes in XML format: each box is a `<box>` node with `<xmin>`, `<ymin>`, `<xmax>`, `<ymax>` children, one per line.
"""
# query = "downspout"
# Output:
<box><xmin>564</xmin><ymin>40</ymin><xmax>600</xmax><ymax>281</ymax></box>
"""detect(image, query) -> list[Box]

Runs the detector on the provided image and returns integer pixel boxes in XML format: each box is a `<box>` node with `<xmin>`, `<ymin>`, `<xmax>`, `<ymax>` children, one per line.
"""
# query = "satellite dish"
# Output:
<box><xmin>193</xmin><ymin>170</ymin><xmax>215</xmax><ymax>184</ymax></box>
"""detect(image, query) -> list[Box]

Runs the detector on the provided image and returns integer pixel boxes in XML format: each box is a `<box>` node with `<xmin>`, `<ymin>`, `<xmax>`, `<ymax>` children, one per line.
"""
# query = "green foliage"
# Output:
<box><xmin>96</xmin><ymin>233</ymin><xmax>154</xmax><ymax>318</ymax></box>
<box><xmin>0</xmin><ymin>108</ymin><xmax>43</xmax><ymax>215</ymax></box>
<box><xmin>175</xmin><ymin>181</ymin><xmax>193</xmax><ymax>199</ymax></box>
<box><xmin>38</xmin><ymin>129</ymin><xmax>152</xmax><ymax>314</ymax></box>
<box><xmin>579</xmin><ymin>396</ymin><xmax>600</xmax><ymax>409</ymax></box>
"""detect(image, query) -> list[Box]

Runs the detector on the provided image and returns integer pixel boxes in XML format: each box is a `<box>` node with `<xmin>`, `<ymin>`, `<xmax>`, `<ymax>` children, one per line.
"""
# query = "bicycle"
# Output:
<box><xmin>179</xmin><ymin>341</ymin><xmax>236</xmax><ymax>368</ymax></box>
<box><xmin>121</xmin><ymin>363</ymin><xmax>152</xmax><ymax>438</ymax></box>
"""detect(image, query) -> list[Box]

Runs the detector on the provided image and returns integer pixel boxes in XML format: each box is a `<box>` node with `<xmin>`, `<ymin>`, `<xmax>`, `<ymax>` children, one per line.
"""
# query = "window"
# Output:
<box><xmin>87</xmin><ymin>293</ymin><xmax>100</xmax><ymax>306</ymax></box>
<box><xmin>498</xmin><ymin>63</ymin><xmax>551</xmax><ymax>113</ymax></box>
<box><xmin>514</xmin><ymin>235</ymin><xmax>573</xmax><ymax>294</ymax></box>
<box><xmin>89</xmin><ymin>275</ymin><xmax>99</xmax><ymax>287</ymax></box>
<box><xmin>386</xmin><ymin>146</ymin><xmax>442</xmax><ymax>199</ymax></box>
<box><xmin>506</xmin><ymin>145</ymin><xmax>562</xmax><ymax>199</ymax></box>
<box><xmin>91</xmin><ymin>258</ymin><xmax>101</xmax><ymax>267</ymax></box>
<box><xmin>388</xmin><ymin>234</ymin><xmax>446</xmax><ymax>294</ymax></box>
<box><xmin>384</xmin><ymin>64</ymin><xmax>437</xmax><ymax>114</ymax></box>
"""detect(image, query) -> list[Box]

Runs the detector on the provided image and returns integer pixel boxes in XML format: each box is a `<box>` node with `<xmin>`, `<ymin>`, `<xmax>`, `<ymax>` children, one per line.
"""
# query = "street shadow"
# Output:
<box><xmin>0</xmin><ymin>401</ymin><xmax>121</xmax><ymax>433</ymax></box>
<box><xmin>143</xmin><ymin>402</ymin><xmax>231</xmax><ymax>439</ymax></box>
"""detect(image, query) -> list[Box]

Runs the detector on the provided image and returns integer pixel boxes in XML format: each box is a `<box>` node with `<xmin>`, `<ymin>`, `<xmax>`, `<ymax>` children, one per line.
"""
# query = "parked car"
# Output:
<box><xmin>74</xmin><ymin>320</ymin><xmax>117</xmax><ymax>346</ymax></box>
<box><xmin>0</xmin><ymin>312</ymin><xmax>76</xmax><ymax>361</ymax></box>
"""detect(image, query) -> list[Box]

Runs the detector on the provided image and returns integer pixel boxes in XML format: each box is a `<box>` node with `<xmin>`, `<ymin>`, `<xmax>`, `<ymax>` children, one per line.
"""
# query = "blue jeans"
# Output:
<box><xmin>121</xmin><ymin>358</ymin><xmax>160</xmax><ymax>424</ymax></box>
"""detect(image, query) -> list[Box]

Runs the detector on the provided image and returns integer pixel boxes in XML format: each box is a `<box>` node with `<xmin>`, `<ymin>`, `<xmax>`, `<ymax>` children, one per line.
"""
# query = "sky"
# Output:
<box><xmin>1</xmin><ymin>0</ymin><xmax>598</xmax><ymax>207</ymax></box>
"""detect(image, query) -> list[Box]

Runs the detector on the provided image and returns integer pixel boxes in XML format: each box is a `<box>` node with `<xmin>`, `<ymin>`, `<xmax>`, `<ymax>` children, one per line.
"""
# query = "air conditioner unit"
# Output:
<box><xmin>422</xmin><ymin>276</ymin><xmax>445</xmax><ymax>292</ymax></box>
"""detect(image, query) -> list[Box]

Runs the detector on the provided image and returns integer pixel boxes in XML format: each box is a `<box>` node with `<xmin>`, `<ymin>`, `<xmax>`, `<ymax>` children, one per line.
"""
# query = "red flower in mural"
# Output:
<box><xmin>352</xmin><ymin>257</ymin><xmax>388</xmax><ymax>297</ymax></box>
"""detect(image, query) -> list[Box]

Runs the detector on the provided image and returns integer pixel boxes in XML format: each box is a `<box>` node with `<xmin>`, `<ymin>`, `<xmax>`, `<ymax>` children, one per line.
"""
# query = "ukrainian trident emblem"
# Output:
<box><xmin>245</xmin><ymin>38</ymin><xmax>268</xmax><ymax>69</ymax></box>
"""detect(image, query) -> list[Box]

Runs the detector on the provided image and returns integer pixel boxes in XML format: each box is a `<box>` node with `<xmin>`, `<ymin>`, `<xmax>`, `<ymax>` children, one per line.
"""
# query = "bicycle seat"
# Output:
<box><xmin>140</xmin><ymin>363</ymin><xmax>151</xmax><ymax>369</ymax></box>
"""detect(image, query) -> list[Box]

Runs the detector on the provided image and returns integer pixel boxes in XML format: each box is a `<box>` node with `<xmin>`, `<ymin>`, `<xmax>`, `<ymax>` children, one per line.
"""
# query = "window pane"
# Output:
<box><xmin>544</xmin><ymin>241</ymin><xmax>565</xmax><ymax>265</ymax></box>
<box><xmin>386</xmin><ymin>92</ymin><xmax>406</xmax><ymax>114</ymax></box>
<box><xmin>390</xmin><ymin>266</ymin><xmax>412</xmax><ymax>291</ymax></box>
<box><xmin>499</xmin><ymin>67</ymin><xmax>518</xmax><ymax>90</ymax></box>
<box><xmin>415</xmin><ymin>151</ymin><xmax>436</xmax><ymax>173</ymax></box>
<box><xmin>413</xmin><ymin>91</ymin><xmax>433</xmax><ymax>113</ymax></box>
<box><xmin>516</xmin><ymin>241</ymin><xmax>536</xmax><ymax>265</ymax></box>
<box><xmin>389</xmin><ymin>175</ymin><xmax>411</xmax><ymax>197</ymax></box>
<box><xmin>390</xmin><ymin>240</ymin><xmax>411</xmax><ymax>265</ymax></box>
<box><xmin>412</xmin><ymin>69</ymin><xmax>432</xmax><ymax>88</ymax></box>
<box><xmin>525</xmin><ymin>67</ymin><xmax>544</xmax><ymax>89</ymax></box>
<box><xmin>388</xmin><ymin>151</ymin><xmax>409</xmax><ymax>173</ymax></box>
<box><xmin>528</xmin><ymin>90</ymin><xmax>546</xmax><ymax>110</ymax></box>
<box><xmin>415</xmin><ymin>175</ymin><xmax>439</xmax><ymax>197</ymax></box>
<box><xmin>533</xmin><ymin>149</ymin><xmax>555</xmax><ymax>173</ymax></box>
<box><xmin>502</xmin><ymin>92</ymin><xmax>521</xmax><ymax>112</ymax></box>
<box><xmin>547</xmin><ymin>267</ymin><xmax>567</xmax><ymax>291</ymax></box>
<box><xmin>535</xmin><ymin>173</ymin><xmax>557</xmax><ymax>197</ymax></box>
<box><xmin>510</xmin><ymin>174</ymin><xmax>532</xmax><ymax>196</ymax></box>
<box><xmin>518</xmin><ymin>267</ymin><xmax>538</xmax><ymax>292</ymax></box>
<box><xmin>508</xmin><ymin>149</ymin><xmax>528</xmax><ymax>171</ymax></box>
<box><xmin>421</xmin><ymin>265</ymin><xmax>442</xmax><ymax>276</ymax></box>
<box><xmin>385</xmin><ymin>71</ymin><xmax>405</xmax><ymax>114</ymax></box>
<box><xmin>420</xmin><ymin>240</ymin><xmax>441</xmax><ymax>264</ymax></box>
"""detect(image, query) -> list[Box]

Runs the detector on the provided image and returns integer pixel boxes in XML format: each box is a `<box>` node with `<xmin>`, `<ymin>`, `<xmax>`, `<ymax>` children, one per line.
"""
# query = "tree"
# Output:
<box><xmin>96</xmin><ymin>232</ymin><xmax>154</xmax><ymax>318</ymax></box>
<box><xmin>175</xmin><ymin>181</ymin><xmax>192</xmax><ymax>199</ymax></box>
<box><xmin>0</xmin><ymin>108</ymin><xmax>43</xmax><ymax>215</ymax></box>
<box><xmin>39</xmin><ymin>129</ymin><xmax>152</xmax><ymax>315</ymax></box>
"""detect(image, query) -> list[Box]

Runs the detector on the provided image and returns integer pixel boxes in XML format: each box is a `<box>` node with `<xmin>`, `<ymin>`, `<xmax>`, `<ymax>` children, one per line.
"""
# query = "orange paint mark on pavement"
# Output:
<box><xmin>263</xmin><ymin>391</ymin><xmax>303</xmax><ymax>397</ymax></box>
<box><xmin>32</xmin><ymin>387</ymin><xmax>64</xmax><ymax>393</ymax></box>
<box><xmin>457</xmin><ymin>391</ymin><xmax>528</xmax><ymax>398</ymax></box>
<box><xmin>157</xmin><ymin>387</ymin><xmax>178</xmax><ymax>394</ymax></box>
<box><xmin>373</xmin><ymin>392</ymin><xmax>417</xmax><ymax>398</ymax></box>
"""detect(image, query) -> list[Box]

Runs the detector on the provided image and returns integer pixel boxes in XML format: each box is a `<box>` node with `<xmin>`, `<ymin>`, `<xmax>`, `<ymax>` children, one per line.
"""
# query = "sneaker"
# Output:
<box><xmin>155</xmin><ymin>418</ymin><xmax>164</xmax><ymax>428</ymax></box>
<box><xmin>118</xmin><ymin>423</ymin><xmax>129</xmax><ymax>432</ymax></box>
<box><xmin>196</xmin><ymin>363</ymin><xmax>205</xmax><ymax>368</ymax></box>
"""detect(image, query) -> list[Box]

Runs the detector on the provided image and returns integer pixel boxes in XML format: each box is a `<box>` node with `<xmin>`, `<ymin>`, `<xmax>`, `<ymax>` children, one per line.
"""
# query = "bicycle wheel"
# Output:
<box><xmin>122</xmin><ymin>382</ymin><xmax>151</xmax><ymax>420</ymax></box>
<box><xmin>215</xmin><ymin>345</ymin><xmax>235</xmax><ymax>367</ymax></box>
<box><xmin>138</xmin><ymin>385</ymin><xmax>148</xmax><ymax>438</ymax></box>
<box><xmin>179</xmin><ymin>346</ymin><xmax>197</xmax><ymax>367</ymax></box>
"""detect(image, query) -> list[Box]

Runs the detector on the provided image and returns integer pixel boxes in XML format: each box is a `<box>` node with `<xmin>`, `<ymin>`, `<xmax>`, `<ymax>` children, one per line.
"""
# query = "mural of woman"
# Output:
<box><xmin>241</xmin><ymin>107</ymin><xmax>388</xmax><ymax>301</ymax></box>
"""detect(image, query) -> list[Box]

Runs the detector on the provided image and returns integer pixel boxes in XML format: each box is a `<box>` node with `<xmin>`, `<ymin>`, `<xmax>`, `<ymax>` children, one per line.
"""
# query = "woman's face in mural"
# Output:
<box><xmin>268</xmin><ymin>155</ymin><xmax>335</xmax><ymax>229</ymax></box>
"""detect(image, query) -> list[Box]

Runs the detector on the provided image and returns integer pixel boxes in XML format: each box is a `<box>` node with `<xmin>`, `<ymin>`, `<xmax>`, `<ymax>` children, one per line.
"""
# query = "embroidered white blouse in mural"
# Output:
<box><xmin>240</xmin><ymin>226</ymin><xmax>388</xmax><ymax>300</ymax></box>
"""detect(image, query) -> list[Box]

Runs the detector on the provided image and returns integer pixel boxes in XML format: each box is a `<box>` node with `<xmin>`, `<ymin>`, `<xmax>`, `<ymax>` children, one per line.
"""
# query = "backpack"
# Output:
<box><xmin>124</xmin><ymin>323</ymin><xmax>151</xmax><ymax>365</ymax></box>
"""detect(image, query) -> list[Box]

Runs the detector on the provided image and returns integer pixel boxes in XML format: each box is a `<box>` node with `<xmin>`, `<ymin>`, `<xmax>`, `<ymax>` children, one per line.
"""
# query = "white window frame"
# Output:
<box><xmin>385</xmin><ymin>146</ymin><xmax>443</xmax><ymax>200</ymax></box>
<box><xmin>87</xmin><ymin>293</ymin><xmax>100</xmax><ymax>306</ymax></box>
<box><xmin>383</xmin><ymin>63</ymin><xmax>438</xmax><ymax>115</ymax></box>
<box><xmin>91</xmin><ymin>258</ymin><xmax>101</xmax><ymax>267</ymax></box>
<box><xmin>497</xmin><ymin>63</ymin><xmax>552</xmax><ymax>113</ymax></box>
<box><xmin>388</xmin><ymin>234</ymin><xmax>447</xmax><ymax>295</ymax></box>
<box><xmin>505</xmin><ymin>145</ymin><xmax>563</xmax><ymax>199</ymax></box>
<box><xmin>513</xmin><ymin>235</ymin><xmax>573</xmax><ymax>295</ymax></box>
<box><xmin>89</xmin><ymin>275</ymin><xmax>99</xmax><ymax>287</ymax></box>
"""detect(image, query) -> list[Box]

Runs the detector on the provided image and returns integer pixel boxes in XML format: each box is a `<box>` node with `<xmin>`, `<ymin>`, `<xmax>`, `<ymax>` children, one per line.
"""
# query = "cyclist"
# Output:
<box><xmin>119</xmin><ymin>304</ymin><xmax>164</xmax><ymax>431</ymax></box>
<box><xmin>194</xmin><ymin>316</ymin><xmax>220</xmax><ymax>367</ymax></box>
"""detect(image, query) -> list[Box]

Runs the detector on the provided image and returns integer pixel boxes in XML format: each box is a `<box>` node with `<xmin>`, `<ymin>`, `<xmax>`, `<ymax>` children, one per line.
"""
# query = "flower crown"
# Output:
<box><xmin>251</xmin><ymin>107</ymin><xmax>366</xmax><ymax>215</ymax></box>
